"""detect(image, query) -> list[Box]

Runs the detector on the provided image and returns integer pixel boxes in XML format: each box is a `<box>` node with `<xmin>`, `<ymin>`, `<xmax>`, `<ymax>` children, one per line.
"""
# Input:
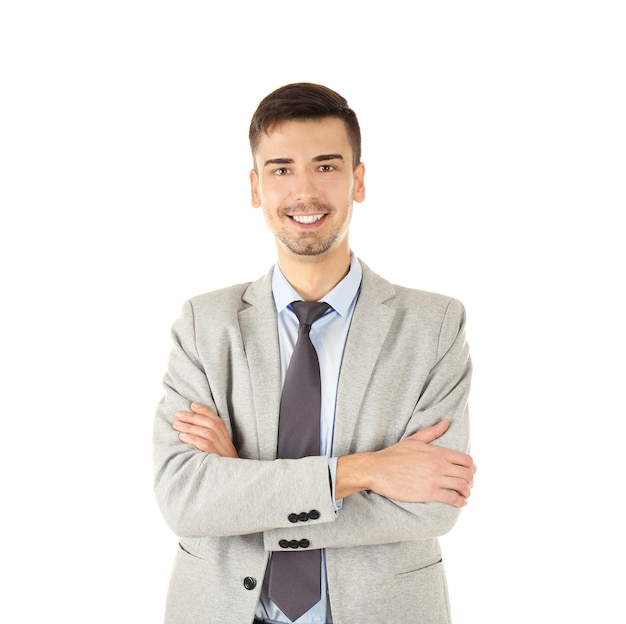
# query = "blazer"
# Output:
<box><xmin>153</xmin><ymin>259</ymin><xmax>472</xmax><ymax>624</ymax></box>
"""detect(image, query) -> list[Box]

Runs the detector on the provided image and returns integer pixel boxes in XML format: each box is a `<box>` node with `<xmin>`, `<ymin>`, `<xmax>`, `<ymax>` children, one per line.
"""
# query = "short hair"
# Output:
<box><xmin>249</xmin><ymin>82</ymin><xmax>362</xmax><ymax>170</ymax></box>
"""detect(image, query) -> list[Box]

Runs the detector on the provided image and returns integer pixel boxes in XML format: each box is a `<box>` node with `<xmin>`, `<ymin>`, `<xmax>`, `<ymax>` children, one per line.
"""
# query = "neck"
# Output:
<box><xmin>277</xmin><ymin>245</ymin><xmax>351</xmax><ymax>301</ymax></box>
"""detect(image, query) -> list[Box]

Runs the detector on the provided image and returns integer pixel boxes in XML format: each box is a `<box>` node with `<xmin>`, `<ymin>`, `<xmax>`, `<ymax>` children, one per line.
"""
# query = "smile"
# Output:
<box><xmin>291</xmin><ymin>214</ymin><xmax>325</xmax><ymax>224</ymax></box>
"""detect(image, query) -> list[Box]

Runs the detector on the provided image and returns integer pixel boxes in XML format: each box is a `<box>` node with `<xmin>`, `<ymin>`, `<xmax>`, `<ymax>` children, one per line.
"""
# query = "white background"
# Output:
<box><xmin>1</xmin><ymin>2</ymin><xmax>624</xmax><ymax>622</ymax></box>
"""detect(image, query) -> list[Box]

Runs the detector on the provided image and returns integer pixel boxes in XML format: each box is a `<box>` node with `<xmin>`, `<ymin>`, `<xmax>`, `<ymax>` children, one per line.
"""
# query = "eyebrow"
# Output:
<box><xmin>262</xmin><ymin>154</ymin><xmax>345</xmax><ymax>168</ymax></box>
<box><xmin>313</xmin><ymin>154</ymin><xmax>345</xmax><ymax>163</ymax></box>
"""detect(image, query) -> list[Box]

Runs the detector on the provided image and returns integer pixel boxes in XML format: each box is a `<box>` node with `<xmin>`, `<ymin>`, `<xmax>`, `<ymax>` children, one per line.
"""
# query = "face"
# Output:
<box><xmin>250</xmin><ymin>117</ymin><xmax>365</xmax><ymax>262</ymax></box>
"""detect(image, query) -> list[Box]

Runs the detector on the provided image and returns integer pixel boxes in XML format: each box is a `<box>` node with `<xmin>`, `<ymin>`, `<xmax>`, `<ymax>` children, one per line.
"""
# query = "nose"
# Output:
<box><xmin>291</xmin><ymin>170</ymin><xmax>318</xmax><ymax>202</ymax></box>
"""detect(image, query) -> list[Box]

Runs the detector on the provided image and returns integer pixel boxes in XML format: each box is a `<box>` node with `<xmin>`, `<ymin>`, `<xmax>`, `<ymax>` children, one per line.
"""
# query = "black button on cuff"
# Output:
<box><xmin>243</xmin><ymin>576</ymin><xmax>257</xmax><ymax>590</ymax></box>
<box><xmin>278</xmin><ymin>538</ymin><xmax>311</xmax><ymax>550</ymax></box>
<box><xmin>287</xmin><ymin>509</ymin><xmax>321</xmax><ymax>523</ymax></box>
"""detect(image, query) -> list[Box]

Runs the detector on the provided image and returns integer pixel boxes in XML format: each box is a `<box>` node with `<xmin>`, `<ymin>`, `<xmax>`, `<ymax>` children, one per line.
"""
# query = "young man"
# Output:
<box><xmin>153</xmin><ymin>82</ymin><xmax>476</xmax><ymax>624</ymax></box>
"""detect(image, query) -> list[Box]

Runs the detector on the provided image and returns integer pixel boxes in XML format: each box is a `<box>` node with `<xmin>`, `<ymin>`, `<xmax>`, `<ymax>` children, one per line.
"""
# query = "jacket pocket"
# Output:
<box><xmin>395</xmin><ymin>557</ymin><xmax>443</xmax><ymax>579</ymax></box>
<box><xmin>395</xmin><ymin>558</ymin><xmax>451</xmax><ymax>623</ymax></box>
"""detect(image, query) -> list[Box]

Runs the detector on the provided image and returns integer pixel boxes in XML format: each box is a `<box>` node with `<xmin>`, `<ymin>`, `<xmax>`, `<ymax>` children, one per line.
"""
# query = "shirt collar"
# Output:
<box><xmin>272</xmin><ymin>253</ymin><xmax>362</xmax><ymax>317</ymax></box>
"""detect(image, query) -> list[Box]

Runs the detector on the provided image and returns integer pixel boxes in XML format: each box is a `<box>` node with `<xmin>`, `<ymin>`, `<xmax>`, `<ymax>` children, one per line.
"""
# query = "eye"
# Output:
<box><xmin>274</xmin><ymin>167</ymin><xmax>291</xmax><ymax>176</ymax></box>
<box><xmin>318</xmin><ymin>164</ymin><xmax>335</xmax><ymax>172</ymax></box>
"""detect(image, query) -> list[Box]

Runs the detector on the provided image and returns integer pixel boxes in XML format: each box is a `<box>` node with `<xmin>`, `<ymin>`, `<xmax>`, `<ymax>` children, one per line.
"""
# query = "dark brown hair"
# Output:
<box><xmin>249</xmin><ymin>82</ymin><xmax>362</xmax><ymax>170</ymax></box>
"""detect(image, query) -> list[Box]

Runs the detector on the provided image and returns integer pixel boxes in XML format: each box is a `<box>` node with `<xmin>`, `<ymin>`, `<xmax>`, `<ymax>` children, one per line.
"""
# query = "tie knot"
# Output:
<box><xmin>291</xmin><ymin>301</ymin><xmax>330</xmax><ymax>327</ymax></box>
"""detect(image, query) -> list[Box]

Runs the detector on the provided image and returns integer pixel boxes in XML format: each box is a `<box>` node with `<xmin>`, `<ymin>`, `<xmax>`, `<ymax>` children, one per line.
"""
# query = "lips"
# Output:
<box><xmin>291</xmin><ymin>214</ymin><xmax>325</xmax><ymax>224</ymax></box>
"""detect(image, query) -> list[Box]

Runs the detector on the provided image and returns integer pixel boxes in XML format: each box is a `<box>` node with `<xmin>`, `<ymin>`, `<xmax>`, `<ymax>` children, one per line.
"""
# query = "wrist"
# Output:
<box><xmin>335</xmin><ymin>451</ymin><xmax>377</xmax><ymax>499</ymax></box>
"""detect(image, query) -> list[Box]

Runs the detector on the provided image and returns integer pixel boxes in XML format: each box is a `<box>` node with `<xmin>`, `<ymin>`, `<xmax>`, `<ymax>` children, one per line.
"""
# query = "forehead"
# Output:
<box><xmin>255</xmin><ymin>117</ymin><xmax>352</xmax><ymax>161</ymax></box>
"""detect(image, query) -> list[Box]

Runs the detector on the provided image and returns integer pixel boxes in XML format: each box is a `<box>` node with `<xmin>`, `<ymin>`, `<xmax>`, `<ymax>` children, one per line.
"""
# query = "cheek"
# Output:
<box><xmin>258</xmin><ymin>181</ymin><xmax>285</xmax><ymax>206</ymax></box>
<box><xmin>261</xmin><ymin>205</ymin><xmax>279</xmax><ymax>227</ymax></box>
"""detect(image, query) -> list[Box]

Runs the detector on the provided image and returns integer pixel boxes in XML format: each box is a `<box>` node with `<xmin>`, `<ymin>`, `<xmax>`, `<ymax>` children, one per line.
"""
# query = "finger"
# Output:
<box><xmin>442</xmin><ymin>462</ymin><xmax>475</xmax><ymax>487</ymax></box>
<box><xmin>173</xmin><ymin>408</ymin><xmax>237</xmax><ymax>458</ymax></box>
<box><xmin>190</xmin><ymin>402</ymin><xmax>218</xmax><ymax>418</ymax></box>
<box><xmin>441</xmin><ymin>477</ymin><xmax>472</xmax><ymax>499</ymax></box>
<box><xmin>174</xmin><ymin>418</ymin><xmax>229</xmax><ymax>444</ymax></box>
<box><xmin>173</xmin><ymin>420</ymin><xmax>211</xmax><ymax>439</ymax></box>
<box><xmin>178</xmin><ymin>432</ymin><xmax>213</xmax><ymax>453</ymax></box>
<box><xmin>174</xmin><ymin>410</ymin><xmax>200</xmax><ymax>424</ymax></box>
<box><xmin>175</xmin><ymin>410</ymin><xmax>217</xmax><ymax>428</ymax></box>
<box><xmin>441</xmin><ymin>448</ymin><xmax>475</xmax><ymax>470</ymax></box>
<box><xmin>179</xmin><ymin>430</ymin><xmax>236</xmax><ymax>457</ymax></box>
<box><xmin>412</xmin><ymin>419</ymin><xmax>450</xmax><ymax>444</ymax></box>
<box><xmin>435</xmin><ymin>488</ymin><xmax>468</xmax><ymax>508</ymax></box>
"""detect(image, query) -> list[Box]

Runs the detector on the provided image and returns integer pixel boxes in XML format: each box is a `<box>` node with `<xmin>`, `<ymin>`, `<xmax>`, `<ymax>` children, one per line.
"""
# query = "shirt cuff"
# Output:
<box><xmin>328</xmin><ymin>457</ymin><xmax>343</xmax><ymax>511</ymax></box>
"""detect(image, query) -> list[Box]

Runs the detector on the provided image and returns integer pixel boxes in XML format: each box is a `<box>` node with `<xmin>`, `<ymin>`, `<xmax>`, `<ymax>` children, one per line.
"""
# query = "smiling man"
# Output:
<box><xmin>251</xmin><ymin>117</ymin><xmax>364</xmax><ymax>274</ymax></box>
<box><xmin>153</xmin><ymin>82</ymin><xmax>476</xmax><ymax>624</ymax></box>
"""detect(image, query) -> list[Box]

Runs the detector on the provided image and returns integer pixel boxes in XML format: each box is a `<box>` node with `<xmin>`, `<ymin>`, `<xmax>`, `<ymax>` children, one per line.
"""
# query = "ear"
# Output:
<box><xmin>353</xmin><ymin>162</ymin><xmax>366</xmax><ymax>203</ymax></box>
<box><xmin>249</xmin><ymin>169</ymin><xmax>261</xmax><ymax>208</ymax></box>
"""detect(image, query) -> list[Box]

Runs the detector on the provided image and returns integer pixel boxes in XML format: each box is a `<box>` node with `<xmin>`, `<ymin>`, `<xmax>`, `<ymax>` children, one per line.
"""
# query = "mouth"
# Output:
<box><xmin>290</xmin><ymin>214</ymin><xmax>325</xmax><ymax>225</ymax></box>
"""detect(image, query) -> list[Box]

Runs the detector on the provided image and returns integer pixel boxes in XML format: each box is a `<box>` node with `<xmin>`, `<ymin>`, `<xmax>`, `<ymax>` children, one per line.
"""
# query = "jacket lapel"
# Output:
<box><xmin>238</xmin><ymin>268</ymin><xmax>282</xmax><ymax>460</ymax></box>
<box><xmin>333</xmin><ymin>263</ymin><xmax>396</xmax><ymax>456</ymax></box>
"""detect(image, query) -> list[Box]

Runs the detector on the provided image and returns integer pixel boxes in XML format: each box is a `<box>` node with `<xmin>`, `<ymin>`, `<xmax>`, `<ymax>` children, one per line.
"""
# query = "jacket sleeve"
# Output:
<box><xmin>262</xmin><ymin>298</ymin><xmax>472</xmax><ymax>551</ymax></box>
<box><xmin>152</xmin><ymin>299</ymin><xmax>337</xmax><ymax>539</ymax></box>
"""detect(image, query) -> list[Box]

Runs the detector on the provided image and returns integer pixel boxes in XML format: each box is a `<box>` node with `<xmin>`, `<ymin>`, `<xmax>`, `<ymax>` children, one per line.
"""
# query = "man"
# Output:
<box><xmin>153</xmin><ymin>82</ymin><xmax>476</xmax><ymax>624</ymax></box>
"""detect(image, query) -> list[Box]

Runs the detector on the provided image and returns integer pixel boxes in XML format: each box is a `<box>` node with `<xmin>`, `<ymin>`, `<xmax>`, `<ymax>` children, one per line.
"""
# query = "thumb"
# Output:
<box><xmin>412</xmin><ymin>419</ymin><xmax>450</xmax><ymax>444</ymax></box>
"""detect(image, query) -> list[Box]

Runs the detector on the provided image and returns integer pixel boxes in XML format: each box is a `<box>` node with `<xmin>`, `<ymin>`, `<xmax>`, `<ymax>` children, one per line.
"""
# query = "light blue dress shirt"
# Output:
<box><xmin>255</xmin><ymin>254</ymin><xmax>362</xmax><ymax>624</ymax></box>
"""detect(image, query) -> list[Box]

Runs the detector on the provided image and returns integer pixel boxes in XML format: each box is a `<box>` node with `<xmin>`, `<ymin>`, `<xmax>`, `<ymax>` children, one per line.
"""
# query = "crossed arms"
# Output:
<box><xmin>173</xmin><ymin>403</ymin><xmax>476</xmax><ymax>507</ymax></box>
<box><xmin>153</xmin><ymin>287</ymin><xmax>476</xmax><ymax>544</ymax></box>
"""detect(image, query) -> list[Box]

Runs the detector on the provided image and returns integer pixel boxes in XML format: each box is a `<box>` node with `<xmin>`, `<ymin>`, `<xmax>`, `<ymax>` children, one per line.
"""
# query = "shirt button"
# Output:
<box><xmin>243</xmin><ymin>576</ymin><xmax>256</xmax><ymax>590</ymax></box>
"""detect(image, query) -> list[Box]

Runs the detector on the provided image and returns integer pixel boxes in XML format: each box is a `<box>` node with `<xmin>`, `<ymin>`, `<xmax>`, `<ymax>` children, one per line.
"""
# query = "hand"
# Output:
<box><xmin>173</xmin><ymin>402</ymin><xmax>239</xmax><ymax>458</ymax></box>
<box><xmin>336</xmin><ymin>419</ymin><xmax>476</xmax><ymax>506</ymax></box>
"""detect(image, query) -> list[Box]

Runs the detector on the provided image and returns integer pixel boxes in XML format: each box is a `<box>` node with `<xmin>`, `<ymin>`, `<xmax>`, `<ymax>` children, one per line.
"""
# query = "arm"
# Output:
<box><xmin>157</xmin><ymin>294</ymin><xmax>475</xmax><ymax>549</ymax></box>
<box><xmin>264</xmin><ymin>296</ymin><xmax>475</xmax><ymax>550</ymax></box>
<box><xmin>335</xmin><ymin>418</ymin><xmax>475</xmax><ymax>504</ymax></box>
<box><xmin>176</xmin><ymin>406</ymin><xmax>474</xmax><ymax>504</ymax></box>
<box><xmin>181</xmin><ymin>410</ymin><xmax>474</xmax><ymax>550</ymax></box>
<box><xmin>153</xmin><ymin>299</ymin><xmax>337</xmax><ymax>539</ymax></box>
<box><xmin>174</xmin><ymin>298</ymin><xmax>475</xmax><ymax>550</ymax></box>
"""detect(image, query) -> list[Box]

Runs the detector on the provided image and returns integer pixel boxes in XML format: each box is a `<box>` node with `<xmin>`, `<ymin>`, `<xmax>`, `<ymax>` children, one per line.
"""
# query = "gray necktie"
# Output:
<box><xmin>268</xmin><ymin>300</ymin><xmax>330</xmax><ymax>621</ymax></box>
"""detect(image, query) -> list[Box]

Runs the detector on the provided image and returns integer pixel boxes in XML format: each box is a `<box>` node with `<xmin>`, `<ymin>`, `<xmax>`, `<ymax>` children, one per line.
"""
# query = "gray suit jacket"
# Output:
<box><xmin>153</xmin><ymin>260</ymin><xmax>472</xmax><ymax>624</ymax></box>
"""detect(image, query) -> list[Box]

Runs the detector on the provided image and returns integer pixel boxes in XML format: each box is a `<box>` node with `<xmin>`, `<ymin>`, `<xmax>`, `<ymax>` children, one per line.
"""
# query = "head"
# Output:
<box><xmin>248</xmin><ymin>83</ymin><xmax>365</xmax><ymax>269</ymax></box>
<box><xmin>249</xmin><ymin>82</ymin><xmax>362</xmax><ymax>172</ymax></box>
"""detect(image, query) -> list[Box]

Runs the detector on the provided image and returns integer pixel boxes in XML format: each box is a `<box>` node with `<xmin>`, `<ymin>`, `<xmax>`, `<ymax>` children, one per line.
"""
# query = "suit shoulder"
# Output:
<box><xmin>390</xmin><ymin>284</ymin><xmax>466</xmax><ymax>318</ymax></box>
<box><xmin>185</xmin><ymin>266</ymin><xmax>273</xmax><ymax>313</ymax></box>
<box><xmin>388</xmin><ymin>286</ymin><xmax>469</xmax><ymax>359</ymax></box>
<box><xmin>188</xmin><ymin>282</ymin><xmax>251</xmax><ymax>310</ymax></box>
<box><xmin>168</xmin><ymin>284</ymin><xmax>251</xmax><ymax>335</ymax></box>
<box><xmin>359</xmin><ymin>259</ymin><xmax>465</xmax><ymax>317</ymax></box>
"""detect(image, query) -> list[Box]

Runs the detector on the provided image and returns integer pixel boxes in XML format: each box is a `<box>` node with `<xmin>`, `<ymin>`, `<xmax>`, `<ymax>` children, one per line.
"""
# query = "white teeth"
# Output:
<box><xmin>292</xmin><ymin>214</ymin><xmax>324</xmax><ymax>224</ymax></box>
